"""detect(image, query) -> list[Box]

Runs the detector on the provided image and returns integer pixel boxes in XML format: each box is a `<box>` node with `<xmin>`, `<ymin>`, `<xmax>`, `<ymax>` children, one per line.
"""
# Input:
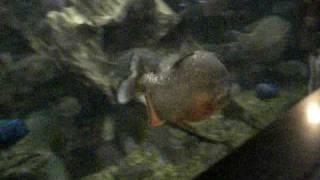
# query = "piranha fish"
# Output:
<box><xmin>116</xmin><ymin>49</ymin><xmax>231</xmax><ymax>130</ymax></box>
<box><xmin>142</xmin><ymin>50</ymin><xmax>231</xmax><ymax>128</ymax></box>
<box><xmin>0</xmin><ymin>119</ymin><xmax>29</xmax><ymax>150</ymax></box>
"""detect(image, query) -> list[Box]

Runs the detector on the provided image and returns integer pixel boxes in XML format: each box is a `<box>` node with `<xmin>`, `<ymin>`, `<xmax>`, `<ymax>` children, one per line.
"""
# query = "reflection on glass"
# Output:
<box><xmin>306</xmin><ymin>102</ymin><xmax>320</xmax><ymax>125</ymax></box>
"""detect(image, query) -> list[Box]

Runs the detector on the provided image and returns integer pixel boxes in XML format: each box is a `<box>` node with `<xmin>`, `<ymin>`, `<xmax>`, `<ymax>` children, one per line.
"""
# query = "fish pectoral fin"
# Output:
<box><xmin>145</xmin><ymin>94</ymin><xmax>163</xmax><ymax>128</ymax></box>
<box><xmin>117</xmin><ymin>77</ymin><xmax>137</xmax><ymax>104</ymax></box>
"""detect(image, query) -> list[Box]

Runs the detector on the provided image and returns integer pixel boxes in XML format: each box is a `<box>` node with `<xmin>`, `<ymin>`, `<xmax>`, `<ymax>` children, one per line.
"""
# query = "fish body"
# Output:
<box><xmin>0</xmin><ymin>119</ymin><xmax>29</xmax><ymax>150</ymax></box>
<box><xmin>143</xmin><ymin>50</ymin><xmax>231</xmax><ymax>127</ymax></box>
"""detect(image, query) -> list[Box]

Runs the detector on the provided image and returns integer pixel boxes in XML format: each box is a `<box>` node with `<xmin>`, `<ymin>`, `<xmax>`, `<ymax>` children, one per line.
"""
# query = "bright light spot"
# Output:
<box><xmin>306</xmin><ymin>102</ymin><xmax>320</xmax><ymax>125</ymax></box>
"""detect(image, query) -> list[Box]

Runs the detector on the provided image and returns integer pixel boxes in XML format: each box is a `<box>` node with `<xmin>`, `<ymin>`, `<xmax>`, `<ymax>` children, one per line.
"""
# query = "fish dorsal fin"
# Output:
<box><xmin>170</xmin><ymin>35</ymin><xmax>204</xmax><ymax>69</ymax></box>
<box><xmin>145</xmin><ymin>93</ymin><xmax>163</xmax><ymax>127</ymax></box>
<box><xmin>160</xmin><ymin>52</ymin><xmax>195</xmax><ymax>73</ymax></box>
<box><xmin>170</xmin><ymin>51</ymin><xmax>195</xmax><ymax>69</ymax></box>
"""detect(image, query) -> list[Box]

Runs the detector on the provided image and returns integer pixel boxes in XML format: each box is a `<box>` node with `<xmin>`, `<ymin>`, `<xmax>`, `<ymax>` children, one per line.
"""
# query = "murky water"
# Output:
<box><xmin>0</xmin><ymin>0</ymin><xmax>318</xmax><ymax>179</ymax></box>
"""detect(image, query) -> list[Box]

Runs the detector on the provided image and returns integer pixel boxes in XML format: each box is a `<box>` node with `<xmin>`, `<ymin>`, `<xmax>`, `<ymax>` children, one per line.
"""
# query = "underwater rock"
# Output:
<box><xmin>223</xmin><ymin>30</ymin><xmax>243</xmax><ymax>42</ymax></box>
<box><xmin>277</xmin><ymin>60</ymin><xmax>308</xmax><ymax>83</ymax></box>
<box><xmin>0</xmin><ymin>119</ymin><xmax>29</xmax><ymax>150</ymax></box>
<box><xmin>33</xmin><ymin>0</ymin><xmax>181</xmax><ymax>102</ymax></box>
<box><xmin>233</xmin><ymin>63</ymin><xmax>280</xmax><ymax>89</ymax></box>
<box><xmin>25</xmin><ymin>96</ymin><xmax>82</xmax><ymax>151</ymax></box>
<box><xmin>217</xmin><ymin>16</ymin><xmax>291</xmax><ymax>65</ymax></box>
<box><xmin>0</xmin><ymin>1</ymin><xmax>311</xmax><ymax>180</ymax></box>
<box><xmin>26</xmin><ymin>95</ymin><xmax>106</xmax><ymax>178</ymax></box>
<box><xmin>300</xmin><ymin>0</ymin><xmax>320</xmax><ymax>51</ymax></box>
<box><xmin>245</xmin><ymin>64</ymin><xmax>269</xmax><ymax>85</ymax></box>
<box><xmin>0</xmin><ymin>127</ymin><xmax>62</xmax><ymax>180</ymax></box>
<box><xmin>308</xmin><ymin>52</ymin><xmax>320</xmax><ymax>93</ymax></box>
<box><xmin>166</xmin><ymin>0</ymin><xmax>189</xmax><ymax>12</ymax></box>
<box><xmin>111</xmin><ymin>101</ymin><xmax>148</xmax><ymax>153</ymax></box>
<box><xmin>115</xmin><ymin>164</ymin><xmax>153</xmax><ymax>180</ymax></box>
<box><xmin>42</xmin><ymin>0</ymin><xmax>68</xmax><ymax>11</ymax></box>
<box><xmin>271</xmin><ymin>1</ymin><xmax>299</xmax><ymax>17</ymax></box>
<box><xmin>0</xmin><ymin>25</ymin><xmax>33</xmax><ymax>58</ymax></box>
<box><xmin>230</xmin><ymin>83</ymin><xmax>241</xmax><ymax>97</ymax></box>
<box><xmin>6</xmin><ymin>55</ymin><xmax>58</xmax><ymax>85</ymax></box>
<box><xmin>147</xmin><ymin>127</ymin><xmax>200</xmax><ymax>164</ymax></box>
<box><xmin>214</xmin><ymin>41</ymin><xmax>250</xmax><ymax>65</ymax></box>
<box><xmin>27</xmin><ymin>96</ymin><xmax>106</xmax><ymax>178</ymax></box>
<box><xmin>101</xmin><ymin>119</ymin><xmax>114</xmax><ymax>141</ymax></box>
<box><xmin>81</xmin><ymin>167</ymin><xmax>117</xmax><ymax>180</ymax></box>
<box><xmin>103</xmin><ymin>0</ymin><xmax>181</xmax><ymax>51</ymax></box>
<box><xmin>234</xmin><ymin>86</ymin><xmax>306</xmax><ymax>129</ymax></box>
<box><xmin>53</xmin><ymin>96</ymin><xmax>81</xmax><ymax>119</ymax></box>
<box><xmin>255</xmin><ymin>83</ymin><xmax>279</xmax><ymax>100</ymax></box>
<box><xmin>1</xmin><ymin>0</ymin><xmax>46</xmax><ymax>31</ymax></box>
<box><xmin>123</xmin><ymin>137</ymin><xmax>139</xmax><ymax>154</ymax></box>
<box><xmin>176</xmin><ymin>0</ymin><xmax>231</xmax><ymax>17</ymax></box>
<box><xmin>0</xmin><ymin>151</ymin><xmax>53</xmax><ymax>180</ymax></box>
<box><xmin>96</xmin><ymin>141</ymin><xmax>123</xmax><ymax>167</ymax></box>
<box><xmin>201</xmin><ymin>0</ymin><xmax>231</xmax><ymax>17</ymax></box>
<box><xmin>0</xmin><ymin>55</ymin><xmax>61</xmax><ymax>117</ymax></box>
<box><xmin>50</xmin><ymin>98</ymin><xmax>105</xmax><ymax>178</ymax></box>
